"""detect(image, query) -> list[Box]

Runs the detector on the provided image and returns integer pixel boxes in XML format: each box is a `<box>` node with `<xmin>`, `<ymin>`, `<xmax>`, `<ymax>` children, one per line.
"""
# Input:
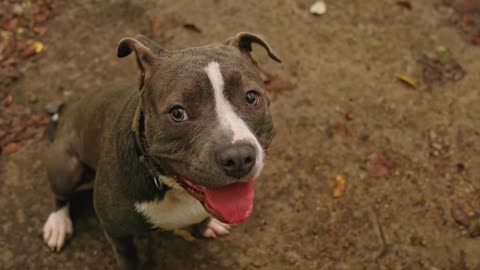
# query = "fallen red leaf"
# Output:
<box><xmin>17</xmin><ymin>127</ymin><xmax>36</xmax><ymax>141</ymax></box>
<box><xmin>367</xmin><ymin>153</ymin><xmax>397</xmax><ymax>177</ymax></box>
<box><xmin>3</xmin><ymin>142</ymin><xmax>21</xmax><ymax>154</ymax></box>
<box><xmin>11</xmin><ymin>116</ymin><xmax>23</xmax><ymax>128</ymax></box>
<box><xmin>13</xmin><ymin>129</ymin><xmax>27</xmax><ymax>141</ymax></box>
<box><xmin>28</xmin><ymin>114</ymin><xmax>50</xmax><ymax>126</ymax></box>
<box><xmin>0</xmin><ymin>131</ymin><xmax>14</xmax><ymax>146</ymax></box>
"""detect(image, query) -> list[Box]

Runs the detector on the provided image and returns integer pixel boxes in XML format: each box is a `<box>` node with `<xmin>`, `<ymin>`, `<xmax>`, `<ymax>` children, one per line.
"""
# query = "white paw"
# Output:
<box><xmin>202</xmin><ymin>218</ymin><xmax>231</xmax><ymax>238</ymax></box>
<box><xmin>42</xmin><ymin>205</ymin><xmax>73</xmax><ymax>252</ymax></box>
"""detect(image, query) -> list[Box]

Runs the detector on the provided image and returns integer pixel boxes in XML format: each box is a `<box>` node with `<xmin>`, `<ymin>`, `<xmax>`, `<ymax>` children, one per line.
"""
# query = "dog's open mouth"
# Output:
<box><xmin>174</xmin><ymin>176</ymin><xmax>254</xmax><ymax>224</ymax></box>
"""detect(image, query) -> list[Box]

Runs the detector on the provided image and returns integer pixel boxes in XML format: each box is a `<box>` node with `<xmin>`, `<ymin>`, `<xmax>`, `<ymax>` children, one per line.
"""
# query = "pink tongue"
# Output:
<box><xmin>204</xmin><ymin>181</ymin><xmax>254</xmax><ymax>224</ymax></box>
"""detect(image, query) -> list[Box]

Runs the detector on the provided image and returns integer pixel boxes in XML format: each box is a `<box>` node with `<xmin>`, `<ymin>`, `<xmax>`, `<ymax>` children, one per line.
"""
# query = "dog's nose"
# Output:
<box><xmin>215</xmin><ymin>143</ymin><xmax>256</xmax><ymax>179</ymax></box>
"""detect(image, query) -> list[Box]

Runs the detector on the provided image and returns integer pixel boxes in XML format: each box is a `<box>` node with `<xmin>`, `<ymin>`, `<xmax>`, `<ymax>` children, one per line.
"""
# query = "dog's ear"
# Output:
<box><xmin>133</xmin><ymin>35</ymin><xmax>165</xmax><ymax>57</ymax></box>
<box><xmin>225</xmin><ymin>32</ymin><xmax>282</xmax><ymax>64</ymax></box>
<box><xmin>117</xmin><ymin>35</ymin><xmax>165</xmax><ymax>90</ymax></box>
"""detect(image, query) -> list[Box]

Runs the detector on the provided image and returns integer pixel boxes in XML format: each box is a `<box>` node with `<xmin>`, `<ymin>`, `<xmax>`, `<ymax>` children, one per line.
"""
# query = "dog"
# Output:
<box><xmin>42</xmin><ymin>32</ymin><xmax>280</xmax><ymax>269</ymax></box>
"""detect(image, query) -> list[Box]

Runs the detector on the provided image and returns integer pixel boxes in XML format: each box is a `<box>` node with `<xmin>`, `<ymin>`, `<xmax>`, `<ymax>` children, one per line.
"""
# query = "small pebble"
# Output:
<box><xmin>63</xmin><ymin>90</ymin><xmax>73</xmax><ymax>96</ymax></box>
<box><xmin>310</xmin><ymin>0</ymin><xmax>327</xmax><ymax>15</ymax></box>
<box><xmin>451</xmin><ymin>202</ymin><xmax>471</xmax><ymax>227</ymax></box>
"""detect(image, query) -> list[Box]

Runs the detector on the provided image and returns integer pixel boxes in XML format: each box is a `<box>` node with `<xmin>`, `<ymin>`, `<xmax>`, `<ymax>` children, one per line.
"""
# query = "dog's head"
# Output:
<box><xmin>117</xmin><ymin>33</ymin><xmax>280</xmax><ymax>224</ymax></box>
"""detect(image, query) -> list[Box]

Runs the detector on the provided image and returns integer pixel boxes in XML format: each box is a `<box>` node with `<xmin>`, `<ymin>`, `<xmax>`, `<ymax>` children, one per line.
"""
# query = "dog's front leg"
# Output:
<box><xmin>105</xmin><ymin>232</ymin><xmax>139</xmax><ymax>270</ymax></box>
<box><xmin>195</xmin><ymin>217</ymin><xmax>231</xmax><ymax>238</ymax></box>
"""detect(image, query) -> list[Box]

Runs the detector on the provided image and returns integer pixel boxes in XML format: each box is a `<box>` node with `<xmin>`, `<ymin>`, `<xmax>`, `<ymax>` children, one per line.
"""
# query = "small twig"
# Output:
<box><xmin>368</xmin><ymin>207</ymin><xmax>388</xmax><ymax>260</ymax></box>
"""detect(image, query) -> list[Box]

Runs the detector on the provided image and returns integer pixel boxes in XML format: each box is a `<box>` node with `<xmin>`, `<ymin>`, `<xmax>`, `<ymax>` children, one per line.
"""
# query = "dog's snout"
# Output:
<box><xmin>215</xmin><ymin>143</ymin><xmax>256</xmax><ymax>179</ymax></box>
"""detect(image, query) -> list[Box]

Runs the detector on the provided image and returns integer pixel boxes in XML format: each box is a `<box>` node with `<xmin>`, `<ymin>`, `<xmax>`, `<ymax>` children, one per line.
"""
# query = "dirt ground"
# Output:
<box><xmin>1</xmin><ymin>0</ymin><xmax>480</xmax><ymax>269</ymax></box>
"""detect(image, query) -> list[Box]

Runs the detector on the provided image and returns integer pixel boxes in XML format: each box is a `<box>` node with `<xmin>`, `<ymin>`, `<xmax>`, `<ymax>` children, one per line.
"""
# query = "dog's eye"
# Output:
<box><xmin>245</xmin><ymin>91</ymin><xmax>262</xmax><ymax>106</ymax></box>
<box><xmin>169</xmin><ymin>106</ymin><xmax>189</xmax><ymax>122</ymax></box>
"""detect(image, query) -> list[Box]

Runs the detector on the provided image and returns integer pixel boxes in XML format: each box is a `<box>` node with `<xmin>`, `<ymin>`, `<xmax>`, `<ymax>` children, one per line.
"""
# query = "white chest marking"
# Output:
<box><xmin>134</xmin><ymin>189</ymin><xmax>209</xmax><ymax>230</ymax></box>
<box><xmin>204</xmin><ymin>61</ymin><xmax>265</xmax><ymax>177</ymax></box>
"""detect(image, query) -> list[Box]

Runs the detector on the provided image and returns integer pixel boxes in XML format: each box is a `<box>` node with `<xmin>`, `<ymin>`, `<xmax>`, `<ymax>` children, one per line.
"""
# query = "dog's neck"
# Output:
<box><xmin>131</xmin><ymin>98</ymin><xmax>165</xmax><ymax>189</ymax></box>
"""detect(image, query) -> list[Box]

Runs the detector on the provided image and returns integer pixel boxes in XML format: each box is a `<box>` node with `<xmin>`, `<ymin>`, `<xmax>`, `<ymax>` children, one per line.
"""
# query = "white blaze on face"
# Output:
<box><xmin>204</xmin><ymin>61</ymin><xmax>264</xmax><ymax>177</ymax></box>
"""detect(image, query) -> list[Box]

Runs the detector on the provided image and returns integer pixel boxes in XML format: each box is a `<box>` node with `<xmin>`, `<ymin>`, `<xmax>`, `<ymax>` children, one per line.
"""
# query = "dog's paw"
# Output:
<box><xmin>202</xmin><ymin>218</ymin><xmax>231</xmax><ymax>238</ymax></box>
<box><xmin>42</xmin><ymin>208</ymin><xmax>73</xmax><ymax>252</ymax></box>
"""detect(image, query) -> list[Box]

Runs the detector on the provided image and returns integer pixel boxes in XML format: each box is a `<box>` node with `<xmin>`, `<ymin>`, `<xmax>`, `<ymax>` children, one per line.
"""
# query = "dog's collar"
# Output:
<box><xmin>132</xmin><ymin>98</ymin><xmax>166</xmax><ymax>192</ymax></box>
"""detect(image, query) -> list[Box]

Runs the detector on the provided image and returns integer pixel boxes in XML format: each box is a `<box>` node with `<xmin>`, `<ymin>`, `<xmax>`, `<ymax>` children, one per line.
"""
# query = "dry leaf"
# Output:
<box><xmin>33</xmin><ymin>41</ymin><xmax>45</xmax><ymax>54</ymax></box>
<box><xmin>173</xmin><ymin>229</ymin><xmax>196</xmax><ymax>241</ymax></box>
<box><xmin>17</xmin><ymin>127</ymin><xmax>36</xmax><ymax>141</ymax></box>
<box><xmin>3</xmin><ymin>142</ymin><xmax>21</xmax><ymax>154</ymax></box>
<box><xmin>22</xmin><ymin>41</ymin><xmax>45</xmax><ymax>58</ymax></box>
<box><xmin>332</xmin><ymin>175</ymin><xmax>346</xmax><ymax>198</ymax></box>
<box><xmin>419</xmin><ymin>49</ymin><xmax>466</xmax><ymax>86</ymax></box>
<box><xmin>447</xmin><ymin>0</ymin><xmax>480</xmax><ymax>46</ymax></box>
<box><xmin>395</xmin><ymin>73</ymin><xmax>417</xmax><ymax>89</ymax></box>
<box><xmin>16</xmin><ymin>27</ymin><xmax>25</xmax><ymax>35</ymax></box>
<box><xmin>28</xmin><ymin>114</ymin><xmax>50</xmax><ymax>126</ymax></box>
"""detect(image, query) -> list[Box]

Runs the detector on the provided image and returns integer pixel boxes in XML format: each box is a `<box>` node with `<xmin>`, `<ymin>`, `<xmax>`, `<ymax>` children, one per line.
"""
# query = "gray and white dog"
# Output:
<box><xmin>42</xmin><ymin>32</ymin><xmax>280</xmax><ymax>269</ymax></box>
